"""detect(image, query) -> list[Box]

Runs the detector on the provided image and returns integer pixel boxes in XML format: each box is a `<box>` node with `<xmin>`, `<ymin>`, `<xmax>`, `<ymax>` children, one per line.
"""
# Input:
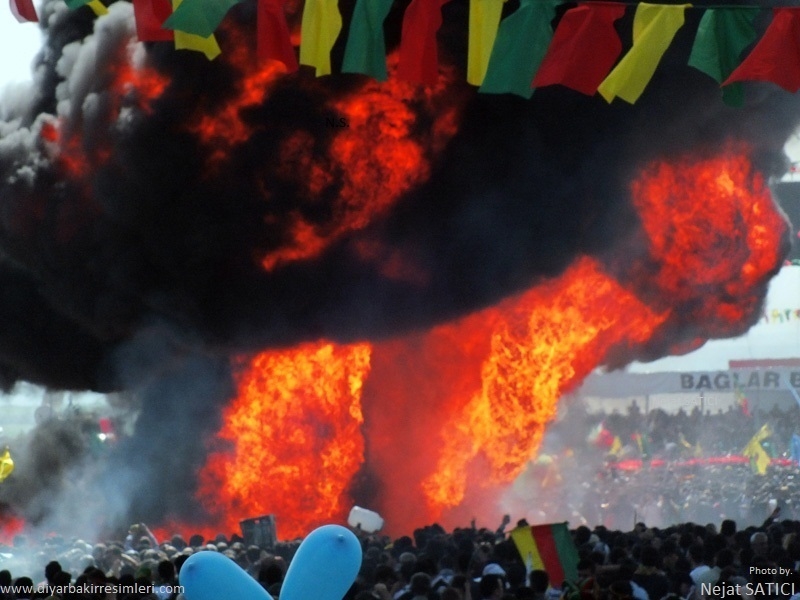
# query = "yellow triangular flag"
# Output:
<box><xmin>597</xmin><ymin>3</ymin><xmax>690</xmax><ymax>104</ymax></box>
<box><xmin>86</xmin><ymin>0</ymin><xmax>107</xmax><ymax>16</ymax></box>
<box><xmin>609</xmin><ymin>436</ymin><xmax>622</xmax><ymax>456</ymax></box>
<box><xmin>299</xmin><ymin>0</ymin><xmax>342</xmax><ymax>76</ymax></box>
<box><xmin>171</xmin><ymin>0</ymin><xmax>221</xmax><ymax>60</ymax></box>
<box><xmin>467</xmin><ymin>0</ymin><xmax>505</xmax><ymax>85</ymax></box>
<box><xmin>0</xmin><ymin>448</ymin><xmax>14</xmax><ymax>483</ymax></box>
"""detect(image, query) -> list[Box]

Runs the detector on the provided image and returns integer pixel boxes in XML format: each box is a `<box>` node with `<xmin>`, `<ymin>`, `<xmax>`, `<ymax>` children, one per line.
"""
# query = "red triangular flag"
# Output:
<box><xmin>132</xmin><ymin>0</ymin><xmax>174</xmax><ymax>42</ymax></box>
<box><xmin>9</xmin><ymin>0</ymin><xmax>38</xmax><ymax>23</ymax></box>
<box><xmin>397</xmin><ymin>0</ymin><xmax>450</xmax><ymax>86</ymax></box>
<box><xmin>257</xmin><ymin>0</ymin><xmax>298</xmax><ymax>71</ymax></box>
<box><xmin>724</xmin><ymin>7</ymin><xmax>800</xmax><ymax>93</ymax></box>
<box><xmin>533</xmin><ymin>2</ymin><xmax>626</xmax><ymax>95</ymax></box>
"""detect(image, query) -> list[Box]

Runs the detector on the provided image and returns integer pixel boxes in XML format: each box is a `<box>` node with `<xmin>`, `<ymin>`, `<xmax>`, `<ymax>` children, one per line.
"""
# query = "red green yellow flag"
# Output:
<box><xmin>479</xmin><ymin>0</ymin><xmax>560</xmax><ymax>98</ymax></box>
<box><xmin>598</xmin><ymin>3</ymin><xmax>690</xmax><ymax>104</ymax></box>
<box><xmin>467</xmin><ymin>0</ymin><xmax>505</xmax><ymax>86</ymax></box>
<box><xmin>510</xmin><ymin>523</ymin><xmax>579</xmax><ymax>586</ymax></box>
<box><xmin>341</xmin><ymin>0</ymin><xmax>394</xmax><ymax>80</ymax></box>
<box><xmin>724</xmin><ymin>8</ymin><xmax>800</xmax><ymax>93</ymax></box>
<box><xmin>299</xmin><ymin>0</ymin><xmax>342</xmax><ymax>76</ymax></box>
<box><xmin>533</xmin><ymin>3</ymin><xmax>626</xmax><ymax>96</ymax></box>
<box><xmin>397</xmin><ymin>0</ymin><xmax>450</xmax><ymax>86</ymax></box>
<box><xmin>688</xmin><ymin>8</ymin><xmax>759</xmax><ymax>107</ymax></box>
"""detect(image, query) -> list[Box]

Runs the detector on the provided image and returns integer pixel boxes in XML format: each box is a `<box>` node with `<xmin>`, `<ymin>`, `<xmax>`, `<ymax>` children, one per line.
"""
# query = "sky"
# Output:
<box><xmin>1</xmin><ymin>5</ymin><xmax>800</xmax><ymax>377</ymax></box>
<box><xmin>0</xmin><ymin>7</ymin><xmax>41</xmax><ymax>89</ymax></box>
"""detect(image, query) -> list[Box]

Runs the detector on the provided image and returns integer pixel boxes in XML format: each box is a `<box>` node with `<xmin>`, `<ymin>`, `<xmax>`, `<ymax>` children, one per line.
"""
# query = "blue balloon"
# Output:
<box><xmin>281</xmin><ymin>525</ymin><xmax>362</xmax><ymax>600</ymax></box>
<box><xmin>180</xmin><ymin>551</ymin><xmax>274</xmax><ymax>600</ymax></box>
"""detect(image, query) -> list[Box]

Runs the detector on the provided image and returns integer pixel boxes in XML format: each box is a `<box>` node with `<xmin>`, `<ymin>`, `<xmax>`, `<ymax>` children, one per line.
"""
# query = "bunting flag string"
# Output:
<box><xmin>31</xmin><ymin>0</ymin><xmax>800</xmax><ymax>105</ymax></box>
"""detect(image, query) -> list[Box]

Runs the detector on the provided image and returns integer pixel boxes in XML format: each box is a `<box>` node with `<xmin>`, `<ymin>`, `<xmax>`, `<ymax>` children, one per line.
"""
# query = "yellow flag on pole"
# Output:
<box><xmin>0</xmin><ymin>448</ymin><xmax>14</xmax><ymax>483</ymax></box>
<box><xmin>299</xmin><ymin>0</ymin><xmax>342</xmax><ymax>76</ymax></box>
<box><xmin>597</xmin><ymin>3</ymin><xmax>689</xmax><ymax>103</ymax></box>
<box><xmin>742</xmin><ymin>424</ymin><xmax>772</xmax><ymax>475</ymax></box>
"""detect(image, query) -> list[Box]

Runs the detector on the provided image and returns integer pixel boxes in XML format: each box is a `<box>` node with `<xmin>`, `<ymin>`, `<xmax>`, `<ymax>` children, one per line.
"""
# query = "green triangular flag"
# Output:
<box><xmin>341</xmin><ymin>0</ymin><xmax>394</xmax><ymax>80</ymax></box>
<box><xmin>163</xmin><ymin>0</ymin><xmax>240</xmax><ymax>38</ymax></box>
<box><xmin>480</xmin><ymin>0</ymin><xmax>560</xmax><ymax>98</ymax></box>
<box><xmin>688</xmin><ymin>8</ymin><xmax>760</xmax><ymax>107</ymax></box>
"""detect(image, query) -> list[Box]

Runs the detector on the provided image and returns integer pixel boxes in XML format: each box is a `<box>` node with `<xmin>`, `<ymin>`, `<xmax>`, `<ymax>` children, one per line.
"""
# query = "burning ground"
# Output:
<box><xmin>0</xmin><ymin>0</ymin><xmax>797</xmax><ymax>539</ymax></box>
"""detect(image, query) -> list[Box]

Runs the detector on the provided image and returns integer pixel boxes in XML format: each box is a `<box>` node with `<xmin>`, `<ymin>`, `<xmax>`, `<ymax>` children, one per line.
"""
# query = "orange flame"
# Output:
<box><xmin>420</xmin><ymin>257</ymin><xmax>668</xmax><ymax>514</ymax></box>
<box><xmin>631</xmin><ymin>149</ymin><xmax>788</xmax><ymax>333</ymax></box>
<box><xmin>261</xmin><ymin>74</ymin><xmax>461</xmax><ymax>272</ymax></box>
<box><xmin>192</xmin><ymin>148</ymin><xmax>787</xmax><ymax>537</ymax></box>
<box><xmin>199</xmin><ymin>343</ymin><xmax>371</xmax><ymax>540</ymax></box>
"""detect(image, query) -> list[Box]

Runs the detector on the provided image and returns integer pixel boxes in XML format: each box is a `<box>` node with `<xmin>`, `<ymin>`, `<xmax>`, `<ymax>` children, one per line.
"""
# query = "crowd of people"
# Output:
<box><xmin>1</xmin><ymin>515</ymin><xmax>800</xmax><ymax>600</ymax></box>
<box><xmin>2</xmin><ymin>400</ymin><xmax>800</xmax><ymax>600</ymax></box>
<box><xmin>500</xmin><ymin>400</ymin><xmax>800</xmax><ymax>530</ymax></box>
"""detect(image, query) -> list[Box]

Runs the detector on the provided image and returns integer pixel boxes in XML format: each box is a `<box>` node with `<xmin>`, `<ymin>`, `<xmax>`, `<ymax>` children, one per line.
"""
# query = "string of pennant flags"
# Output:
<box><xmin>10</xmin><ymin>0</ymin><xmax>800</xmax><ymax>106</ymax></box>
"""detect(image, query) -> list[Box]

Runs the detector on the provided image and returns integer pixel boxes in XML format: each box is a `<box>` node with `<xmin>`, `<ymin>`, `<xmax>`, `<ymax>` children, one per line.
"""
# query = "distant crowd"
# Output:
<box><xmin>501</xmin><ymin>401</ymin><xmax>800</xmax><ymax>530</ymax></box>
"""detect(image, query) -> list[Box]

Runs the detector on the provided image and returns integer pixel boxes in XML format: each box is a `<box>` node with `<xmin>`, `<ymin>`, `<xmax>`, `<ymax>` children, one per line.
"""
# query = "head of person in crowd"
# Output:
<box><xmin>608</xmin><ymin>580</ymin><xmax>633</xmax><ymax>600</ymax></box>
<box><xmin>156</xmin><ymin>560</ymin><xmax>175</xmax><ymax>584</ymax></box>
<box><xmin>750</xmin><ymin>532</ymin><xmax>769</xmax><ymax>558</ymax></box>
<box><xmin>529</xmin><ymin>570</ymin><xmax>549</xmax><ymax>596</ymax></box>
<box><xmin>479</xmin><ymin>574</ymin><xmax>504</xmax><ymax>600</ymax></box>
<box><xmin>720</xmin><ymin>520</ymin><xmax>736</xmax><ymax>540</ymax></box>
<box><xmin>43</xmin><ymin>562</ymin><xmax>61</xmax><ymax>586</ymax></box>
<box><xmin>409</xmin><ymin>573</ymin><xmax>431</xmax><ymax>600</ymax></box>
<box><xmin>14</xmin><ymin>577</ymin><xmax>33</xmax><ymax>600</ymax></box>
<box><xmin>258</xmin><ymin>562</ymin><xmax>284</xmax><ymax>588</ymax></box>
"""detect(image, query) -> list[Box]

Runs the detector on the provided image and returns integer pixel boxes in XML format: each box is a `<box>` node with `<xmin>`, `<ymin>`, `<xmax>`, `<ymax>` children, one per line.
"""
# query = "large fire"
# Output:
<box><xmin>197</xmin><ymin>148</ymin><xmax>787</xmax><ymax>537</ymax></box>
<box><xmin>198</xmin><ymin>343</ymin><xmax>371</xmax><ymax>540</ymax></box>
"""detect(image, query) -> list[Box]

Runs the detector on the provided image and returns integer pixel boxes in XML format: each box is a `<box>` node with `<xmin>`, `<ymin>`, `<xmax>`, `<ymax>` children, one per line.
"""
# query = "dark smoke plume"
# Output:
<box><xmin>0</xmin><ymin>0</ymin><xmax>797</xmax><ymax>532</ymax></box>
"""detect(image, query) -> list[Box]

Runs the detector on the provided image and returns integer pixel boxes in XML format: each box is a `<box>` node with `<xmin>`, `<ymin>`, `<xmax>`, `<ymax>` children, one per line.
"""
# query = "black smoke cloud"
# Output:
<box><xmin>0</xmin><ymin>0</ymin><xmax>797</xmax><ymax>528</ymax></box>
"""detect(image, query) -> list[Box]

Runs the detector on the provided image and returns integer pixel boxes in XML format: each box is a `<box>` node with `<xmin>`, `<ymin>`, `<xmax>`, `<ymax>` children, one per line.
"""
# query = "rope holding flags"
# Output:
<box><xmin>28</xmin><ymin>0</ymin><xmax>800</xmax><ymax>105</ymax></box>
